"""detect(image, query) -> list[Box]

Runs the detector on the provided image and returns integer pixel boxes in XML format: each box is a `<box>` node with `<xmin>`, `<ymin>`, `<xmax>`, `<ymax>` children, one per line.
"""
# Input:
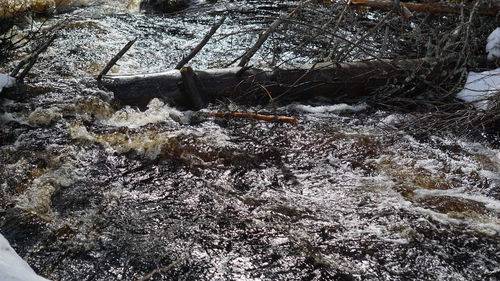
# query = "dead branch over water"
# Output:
<box><xmin>349</xmin><ymin>0</ymin><xmax>499</xmax><ymax>17</ymax></box>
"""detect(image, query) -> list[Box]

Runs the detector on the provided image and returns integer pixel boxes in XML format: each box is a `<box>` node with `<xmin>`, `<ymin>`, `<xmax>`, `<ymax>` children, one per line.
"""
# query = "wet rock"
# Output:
<box><xmin>418</xmin><ymin>196</ymin><xmax>488</xmax><ymax>215</ymax></box>
<box><xmin>140</xmin><ymin>0</ymin><xmax>190</xmax><ymax>13</ymax></box>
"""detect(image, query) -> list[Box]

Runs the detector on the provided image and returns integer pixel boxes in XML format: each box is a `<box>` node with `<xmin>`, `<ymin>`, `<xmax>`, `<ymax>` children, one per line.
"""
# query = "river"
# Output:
<box><xmin>0</xmin><ymin>1</ymin><xmax>499</xmax><ymax>280</ymax></box>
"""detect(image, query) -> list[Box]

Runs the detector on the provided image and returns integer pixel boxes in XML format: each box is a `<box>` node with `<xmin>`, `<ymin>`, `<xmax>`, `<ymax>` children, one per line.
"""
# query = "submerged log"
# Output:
<box><xmin>101</xmin><ymin>57</ymin><xmax>496</xmax><ymax>108</ymax></box>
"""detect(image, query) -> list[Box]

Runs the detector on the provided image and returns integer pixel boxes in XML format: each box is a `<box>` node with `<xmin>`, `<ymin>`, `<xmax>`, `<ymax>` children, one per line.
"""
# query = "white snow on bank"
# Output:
<box><xmin>456</xmin><ymin>28</ymin><xmax>500</xmax><ymax>108</ymax></box>
<box><xmin>486</xmin><ymin>27</ymin><xmax>500</xmax><ymax>61</ymax></box>
<box><xmin>0</xmin><ymin>74</ymin><xmax>15</xmax><ymax>93</ymax></box>
<box><xmin>0</xmin><ymin>234</ymin><xmax>50</xmax><ymax>281</ymax></box>
<box><xmin>456</xmin><ymin>68</ymin><xmax>500</xmax><ymax>109</ymax></box>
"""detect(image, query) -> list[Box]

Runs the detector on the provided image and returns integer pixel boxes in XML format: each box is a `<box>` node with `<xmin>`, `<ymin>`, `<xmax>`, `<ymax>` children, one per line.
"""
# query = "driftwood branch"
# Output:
<box><xmin>97</xmin><ymin>38</ymin><xmax>137</xmax><ymax>81</ymax></box>
<box><xmin>350</xmin><ymin>0</ymin><xmax>499</xmax><ymax>16</ymax></box>
<box><xmin>11</xmin><ymin>34</ymin><xmax>57</xmax><ymax>82</ymax></box>
<box><xmin>175</xmin><ymin>16</ymin><xmax>226</xmax><ymax>69</ymax></box>
<box><xmin>208</xmin><ymin>112</ymin><xmax>300</xmax><ymax>124</ymax></box>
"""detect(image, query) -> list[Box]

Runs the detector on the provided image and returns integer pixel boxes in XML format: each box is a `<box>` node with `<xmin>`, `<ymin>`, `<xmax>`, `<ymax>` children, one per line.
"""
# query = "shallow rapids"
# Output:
<box><xmin>1</xmin><ymin>1</ymin><xmax>499</xmax><ymax>280</ymax></box>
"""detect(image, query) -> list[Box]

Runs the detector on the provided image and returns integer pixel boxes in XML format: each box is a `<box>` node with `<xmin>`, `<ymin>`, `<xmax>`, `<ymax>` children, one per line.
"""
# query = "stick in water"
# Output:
<box><xmin>12</xmin><ymin>34</ymin><xmax>57</xmax><ymax>82</ymax></box>
<box><xmin>97</xmin><ymin>38</ymin><xmax>137</xmax><ymax>81</ymax></box>
<box><xmin>175</xmin><ymin>16</ymin><xmax>227</xmax><ymax>70</ymax></box>
<box><xmin>209</xmin><ymin>112</ymin><xmax>299</xmax><ymax>124</ymax></box>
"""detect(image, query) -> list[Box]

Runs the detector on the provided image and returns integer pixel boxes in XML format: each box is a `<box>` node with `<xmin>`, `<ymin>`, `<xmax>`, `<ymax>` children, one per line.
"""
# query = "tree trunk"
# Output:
<box><xmin>350</xmin><ymin>0</ymin><xmax>499</xmax><ymax>17</ymax></box>
<box><xmin>100</xmin><ymin>57</ymin><xmax>498</xmax><ymax>108</ymax></box>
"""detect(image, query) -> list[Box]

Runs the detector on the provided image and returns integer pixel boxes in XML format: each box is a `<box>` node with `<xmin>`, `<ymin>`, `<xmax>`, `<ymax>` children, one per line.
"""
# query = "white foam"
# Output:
<box><xmin>14</xmin><ymin>160</ymin><xmax>77</xmax><ymax>213</ymax></box>
<box><xmin>379</xmin><ymin>113</ymin><xmax>414</xmax><ymax>127</ymax></box>
<box><xmin>415</xmin><ymin>207</ymin><xmax>500</xmax><ymax>236</ymax></box>
<box><xmin>69</xmin><ymin>124</ymin><xmax>95</xmax><ymax>141</ymax></box>
<box><xmin>27</xmin><ymin>107</ymin><xmax>63</xmax><ymax>126</ymax></box>
<box><xmin>0</xmin><ymin>112</ymin><xmax>30</xmax><ymax>125</ymax></box>
<box><xmin>414</xmin><ymin>188</ymin><xmax>500</xmax><ymax>212</ymax></box>
<box><xmin>101</xmin><ymin>98</ymin><xmax>185</xmax><ymax>128</ymax></box>
<box><xmin>0</xmin><ymin>234</ymin><xmax>50</xmax><ymax>281</ymax></box>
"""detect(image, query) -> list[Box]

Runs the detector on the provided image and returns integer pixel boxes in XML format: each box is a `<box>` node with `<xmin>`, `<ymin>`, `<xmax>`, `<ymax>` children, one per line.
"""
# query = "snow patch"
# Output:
<box><xmin>456</xmin><ymin>68</ymin><xmax>500</xmax><ymax>109</ymax></box>
<box><xmin>456</xmin><ymin>28</ymin><xmax>500</xmax><ymax>108</ymax></box>
<box><xmin>486</xmin><ymin>27</ymin><xmax>500</xmax><ymax>61</ymax></box>
<box><xmin>0</xmin><ymin>74</ymin><xmax>15</xmax><ymax>93</ymax></box>
<box><xmin>0</xmin><ymin>234</ymin><xmax>50</xmax><ymax>281</ymax></box>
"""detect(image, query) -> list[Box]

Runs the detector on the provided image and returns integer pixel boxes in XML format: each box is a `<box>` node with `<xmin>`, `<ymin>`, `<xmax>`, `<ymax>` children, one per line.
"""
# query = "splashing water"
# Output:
<box><xmin>0</xmin><ymin>1</ymin><xmax>499</xmax><ymax>281</ymax></box>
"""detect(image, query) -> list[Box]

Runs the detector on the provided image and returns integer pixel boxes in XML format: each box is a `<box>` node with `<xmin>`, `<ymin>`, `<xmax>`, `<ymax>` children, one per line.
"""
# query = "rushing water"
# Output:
<box><xmin>1</xmin><ymin>1</ymin><xmax>499</xmax><ymax>280</ymax></box>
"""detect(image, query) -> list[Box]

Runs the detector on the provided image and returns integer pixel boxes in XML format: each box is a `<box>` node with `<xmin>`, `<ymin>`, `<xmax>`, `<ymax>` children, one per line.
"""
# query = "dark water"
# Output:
<box><xmin>1</xmin><ymin>1</ymin><xmax>499</xmax><ymax>280</ymax></box>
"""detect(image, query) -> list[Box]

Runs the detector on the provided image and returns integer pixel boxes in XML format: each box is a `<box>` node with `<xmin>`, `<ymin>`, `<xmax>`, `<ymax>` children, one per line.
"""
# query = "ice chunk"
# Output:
<box><xmin>0</xmin><ymin>234</ymin><xmax>50</xmax><ymax>281</ymax></box>
<box><xmin>456</xmin><ymin>68</ymin><xmax>500</xmax><ymax>109</ymax></box>
<box><xmin>486</xmin><ymin>28</ymin><xmax>500</xmax><ymax>61</ymax></box>
<box><xmin>0</xmin><ymin>73</ymin><xmax>15</xmax><ymax>93</ymax></box>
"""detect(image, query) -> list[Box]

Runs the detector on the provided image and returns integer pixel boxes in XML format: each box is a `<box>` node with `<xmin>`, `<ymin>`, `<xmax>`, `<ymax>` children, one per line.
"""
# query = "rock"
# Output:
<box><xmin>140</xmin><ymin>0</ymin><xmax>190</xmax><ymax>13</ymax></box>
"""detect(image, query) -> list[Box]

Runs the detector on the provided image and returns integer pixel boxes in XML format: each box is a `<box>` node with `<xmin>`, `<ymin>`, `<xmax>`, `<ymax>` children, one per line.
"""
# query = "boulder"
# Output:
<box><xmin>140</xmin><ymin>0</ymin><xmax>190</xmax><ymax>13</ymax></box>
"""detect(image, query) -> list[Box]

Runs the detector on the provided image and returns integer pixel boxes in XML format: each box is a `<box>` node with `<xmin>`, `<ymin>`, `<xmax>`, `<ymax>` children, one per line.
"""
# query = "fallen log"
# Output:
<box><xmin>350</xmin><ymin>0</ymin><xmax>499</xmax><ymax>17</ymax></box>
<box><xmin>101</xmin><ymin>56</ymin><xmax>498</xmax><ymax>109</ymax></box>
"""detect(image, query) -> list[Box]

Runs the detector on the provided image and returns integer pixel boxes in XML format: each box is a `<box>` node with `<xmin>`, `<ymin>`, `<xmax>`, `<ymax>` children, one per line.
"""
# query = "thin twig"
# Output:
<box><xmin>337</xmin><ymin>10</ymin><xmax>393</xmax><ymax>62</ymax></box>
